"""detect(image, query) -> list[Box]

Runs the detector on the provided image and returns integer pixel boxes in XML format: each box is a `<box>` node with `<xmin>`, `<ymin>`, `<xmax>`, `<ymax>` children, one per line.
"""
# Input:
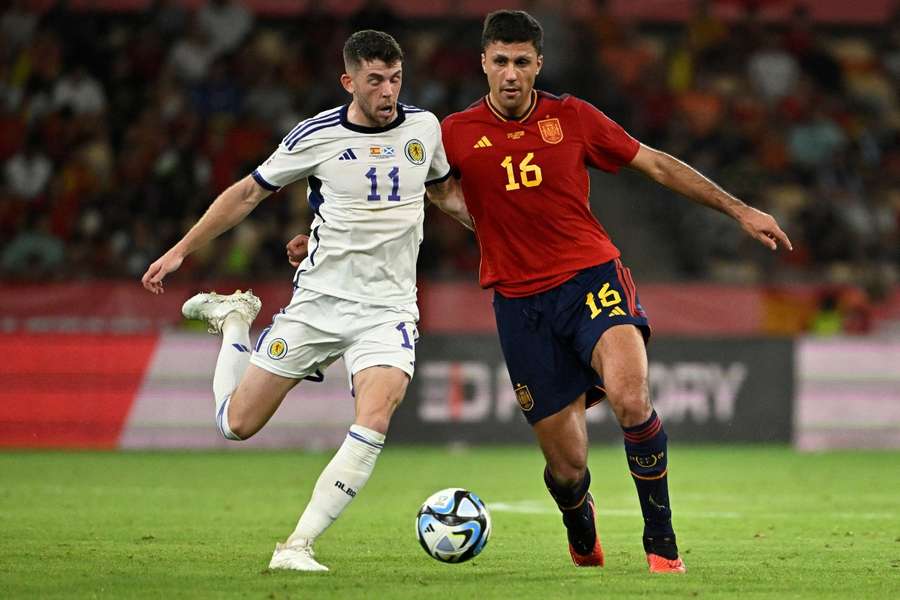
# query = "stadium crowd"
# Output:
<box><xmin>1</xmin><ymin>0</ymin><xmax>897</xmax><ymax>300</ymax></box>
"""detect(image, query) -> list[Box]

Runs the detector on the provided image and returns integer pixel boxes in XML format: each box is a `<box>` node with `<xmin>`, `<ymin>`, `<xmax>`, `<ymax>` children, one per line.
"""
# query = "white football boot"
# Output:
<box><xmin>181</xmin><ymin>289</ymin><xmax>261</xmax><ymax>334</ymax></box>
<box><xmin>268</xmin><ymin>541</ymin><xmax>329</xmax><ymax>572</ymax></box>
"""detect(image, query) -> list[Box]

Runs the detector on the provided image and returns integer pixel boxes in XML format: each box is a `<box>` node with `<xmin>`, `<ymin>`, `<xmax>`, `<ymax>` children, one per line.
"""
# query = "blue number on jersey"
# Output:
<box><xmin>366</xmin><ymin>167</ymin><xmax>380</xmax><ymax>201</ymax></box>
<box><xmin>365</xmin><ymin>167</ymin><xmax>401</xmax><ymax>202</ymax></box>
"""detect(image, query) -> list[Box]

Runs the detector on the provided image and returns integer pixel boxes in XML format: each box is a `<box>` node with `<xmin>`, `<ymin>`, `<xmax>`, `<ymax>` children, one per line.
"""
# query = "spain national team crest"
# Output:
<box><xmin>538</xmin><ymin>118</ymin><xmax>564</xmax><ymax>144</ymax></box>
<box><xmin>404</xmin><ymin>139</ymin><xmax>426</xmax><ymax>165</ymax></box>
<box><xmin>267</xmin><ymin>338</ymin><xmax>288</xmax><ymax>360</ymax></box>
<box><xmin>514</xmin><ymin>383</ymin><xmax>534</xmax><ymax>412</ymax></box>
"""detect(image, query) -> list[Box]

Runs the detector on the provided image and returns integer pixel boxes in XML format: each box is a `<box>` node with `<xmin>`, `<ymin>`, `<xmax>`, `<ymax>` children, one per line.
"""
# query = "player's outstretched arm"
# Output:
<box><xmin>426</xmin><ymin>177</ymin><xmax>474</xmax><ymax>231</ymax></box>
<box><xmin>141</xmin><ymin>175</ymin><xmax>272</xmax><ymax>294</ymax></box>
<box><xmin>628</xmin><ymin>144</ymin><xmax>792</xmax><ymax>251</ymax></box>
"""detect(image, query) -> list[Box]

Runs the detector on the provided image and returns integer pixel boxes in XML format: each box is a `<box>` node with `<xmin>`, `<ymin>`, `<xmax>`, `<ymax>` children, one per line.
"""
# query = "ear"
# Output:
<box><xmin>536</xmin><ymin>54</ymin><xmax>543</xmax><ymax>76</ymax></box>
<box><xmin>340</xmin><ymin>72</ymin><xmax>354</xmax><ymax>94</ymax></box>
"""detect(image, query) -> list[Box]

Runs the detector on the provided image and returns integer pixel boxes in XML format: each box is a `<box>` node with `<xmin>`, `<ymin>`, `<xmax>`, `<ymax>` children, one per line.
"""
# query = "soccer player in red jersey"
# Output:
<box><xmin>431</xmin><ymin>10</ymin><xmax>792</xmax><ymax>574</ymax></box>
<box><xmin>287</xmin><ymin>10</ymin><xmax>791</xmax><ymax>574</ymax></box>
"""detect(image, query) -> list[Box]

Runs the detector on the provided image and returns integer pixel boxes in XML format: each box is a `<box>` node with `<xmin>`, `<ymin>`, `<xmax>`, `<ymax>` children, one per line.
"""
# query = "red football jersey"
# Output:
<box><xmin>441</xmin><ymin>91</ymin><xmax>640</xmax><ymax>297</ymax></box>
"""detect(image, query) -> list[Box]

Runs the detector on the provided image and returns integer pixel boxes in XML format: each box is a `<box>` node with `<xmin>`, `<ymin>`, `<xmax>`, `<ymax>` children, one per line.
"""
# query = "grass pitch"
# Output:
<box><xmin>1</xmin><ymin>446</ymin><xmax>898</xmax><ymax>599</ymax></box>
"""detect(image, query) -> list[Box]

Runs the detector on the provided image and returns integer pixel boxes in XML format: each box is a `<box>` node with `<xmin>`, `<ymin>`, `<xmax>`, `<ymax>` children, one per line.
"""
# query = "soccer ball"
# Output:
<box><xmin>415</xmin><ymin>487</ymin><xmax>491</xmax><ymax>563</ymax></box>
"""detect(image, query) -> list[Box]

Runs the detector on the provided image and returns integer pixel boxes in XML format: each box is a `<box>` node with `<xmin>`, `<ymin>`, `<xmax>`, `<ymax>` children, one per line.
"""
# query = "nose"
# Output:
<box><xmin>380</xmin><ymin>81</ymin><xmax>393</xmax><ymax>97</ymax></box>
<box><xmin>503</xmin><ymin>64</ymin><xmax>517</xmax><ymax>82</ymax></box>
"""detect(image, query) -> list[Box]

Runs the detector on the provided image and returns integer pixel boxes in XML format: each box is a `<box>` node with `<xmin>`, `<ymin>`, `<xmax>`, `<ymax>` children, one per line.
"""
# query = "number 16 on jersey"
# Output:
<box><xmin>501</xmin><ymin>152</ymin><xmax>542</xmax><ymax>191</ymax></box>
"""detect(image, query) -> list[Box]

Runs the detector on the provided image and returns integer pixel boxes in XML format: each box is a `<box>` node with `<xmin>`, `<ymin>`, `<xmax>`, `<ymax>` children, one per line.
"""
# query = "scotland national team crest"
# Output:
<box><xmin>538</xmin><ymin>118</ymin><xmax>564</xmax><ymax>144</ymax></box>
<box><xmin>514</xmin><ymin>383</ymin><xmax>534</xmax><ymax>411</ymax></box>
<box><xmin>267</xmin><ymin>338</ymin><xmax>288</xmax><ymax>360</ymax></box>
<box><xmin>404</xmin><ymin>139</ymin><xmax>426</xmax><ymax>165</ymax></box>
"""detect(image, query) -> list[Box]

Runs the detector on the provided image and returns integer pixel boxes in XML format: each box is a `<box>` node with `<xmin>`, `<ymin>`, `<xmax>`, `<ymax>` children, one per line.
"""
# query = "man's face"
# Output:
<box><xmin>341</xmin><ymin>59</ymin><xmax>402</xmax><ymax>127</ymax></box>
<box><xmin>481</xmin><ymin>41</ymin><xmax>542</xmax><ymax>116</ymax></box>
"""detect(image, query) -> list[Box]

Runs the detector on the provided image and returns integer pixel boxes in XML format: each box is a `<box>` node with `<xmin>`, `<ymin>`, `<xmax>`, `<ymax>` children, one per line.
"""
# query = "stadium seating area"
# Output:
<box><xmin>1</xmin><ymin>0</ymin><xmax>897</xmax><ymax>301</ymax></box>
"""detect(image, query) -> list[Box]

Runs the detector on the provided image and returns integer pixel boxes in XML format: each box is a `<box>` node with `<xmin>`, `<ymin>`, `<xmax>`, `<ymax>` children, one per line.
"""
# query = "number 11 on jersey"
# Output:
<box><xmin>366</xmin><ymin>166</ymin><xmax>401</xmax><ymax>201</ymax></box>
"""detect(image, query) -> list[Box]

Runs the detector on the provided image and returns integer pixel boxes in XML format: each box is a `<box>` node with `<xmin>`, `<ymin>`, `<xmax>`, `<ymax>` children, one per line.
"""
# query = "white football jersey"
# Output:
<box><xmin>253</xmin><ymin>103</ymin><xmax>450</xmax><ymax>307</ymax></box>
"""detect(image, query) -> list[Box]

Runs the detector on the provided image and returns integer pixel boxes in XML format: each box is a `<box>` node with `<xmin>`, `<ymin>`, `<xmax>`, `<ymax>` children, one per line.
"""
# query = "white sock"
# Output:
<box><xmin>213</xmin><ymin>313</ymin><xmax>251</xmax><ymax>440</ymax></box>
<box><xmin>286</xmin><ymin>424</ymin><xmax>385</xmax><ymax>546</ymax></box>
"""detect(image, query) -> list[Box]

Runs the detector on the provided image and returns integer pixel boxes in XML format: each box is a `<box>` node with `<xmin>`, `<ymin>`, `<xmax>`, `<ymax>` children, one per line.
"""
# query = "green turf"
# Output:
<box><xmin>1</xmin><ymin>446</ymin><xmax>898</xmax><ymax>599</ymax></box>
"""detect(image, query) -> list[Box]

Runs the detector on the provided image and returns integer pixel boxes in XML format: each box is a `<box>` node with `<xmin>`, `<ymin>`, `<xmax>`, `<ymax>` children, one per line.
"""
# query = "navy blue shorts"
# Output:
<box><xmin>493</xmin><ymin>259</ymin><xmax>651</xmax><ymax>425</ymax></box>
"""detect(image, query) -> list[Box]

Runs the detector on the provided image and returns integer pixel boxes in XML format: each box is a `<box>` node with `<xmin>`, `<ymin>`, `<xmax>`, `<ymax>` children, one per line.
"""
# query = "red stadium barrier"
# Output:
<box><xmin>0</xmin><ymin>334</ymin><xmax>159</xmax><ymax>448</ymax></box>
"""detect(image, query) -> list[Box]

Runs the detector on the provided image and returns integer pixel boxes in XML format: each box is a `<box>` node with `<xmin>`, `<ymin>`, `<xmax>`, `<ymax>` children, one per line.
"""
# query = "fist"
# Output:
<box><xmin>286</xmin><ymin>234</ymin><xmax>310</xmax><ymax>267</ymax></box>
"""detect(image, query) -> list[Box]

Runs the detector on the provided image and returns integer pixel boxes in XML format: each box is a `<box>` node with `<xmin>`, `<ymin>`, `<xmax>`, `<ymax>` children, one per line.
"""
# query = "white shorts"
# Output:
<box><xmin>249</xmin><ymin>289</ymin><xmax>419</xmax><ymax>386</ymax></box>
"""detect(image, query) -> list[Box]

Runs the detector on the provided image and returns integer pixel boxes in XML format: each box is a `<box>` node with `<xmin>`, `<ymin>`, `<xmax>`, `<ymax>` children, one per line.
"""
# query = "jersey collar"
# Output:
<box><xmin>340</xmin><ymin>103</ymin><xmax>406</xmax><ymax>134</ymax></box>
<box><xmin>484</xmin><ymin>90</ymin><xmax>539</xmax><ymax>123</ymax></box>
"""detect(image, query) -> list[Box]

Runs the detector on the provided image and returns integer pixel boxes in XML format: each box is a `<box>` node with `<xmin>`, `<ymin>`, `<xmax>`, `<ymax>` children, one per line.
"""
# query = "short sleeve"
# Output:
<box><xmin>574</xmin><ymin>99</ymin><xmax>640</xmax><ymax>173</ymax></box>
<box><xmin>426</xmin><ymin>116</ymin><xmax>451</xmax><ymax>184</ymax></box>
<box><xmin>252</xmin><ymin>130</ymin><xmax>327</xmax><ymax>191</ymax></box>
<box><xmin>439</xmin><ymin>117</ymin><xmax>459</xmax><ymax>176</ymax></box>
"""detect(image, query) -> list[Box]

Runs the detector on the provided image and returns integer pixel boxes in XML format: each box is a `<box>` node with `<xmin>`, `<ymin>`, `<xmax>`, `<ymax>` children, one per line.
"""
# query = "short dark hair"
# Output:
<box><xmin>481</xmin><ymin>10</ymin><xmax>543</xmax><ymax>55</ymax></box>
<box><xmin>343</xmin><ymin>30</ymin><xmax>403</xmax><ymax>70</ymax></box>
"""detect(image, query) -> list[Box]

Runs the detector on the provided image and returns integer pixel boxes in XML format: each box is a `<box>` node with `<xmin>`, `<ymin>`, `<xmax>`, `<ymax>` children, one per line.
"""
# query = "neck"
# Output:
<box><xmin>488</xmin><ymin>90</ymin><xmax>535</xmax><ymax>119</ymax></box>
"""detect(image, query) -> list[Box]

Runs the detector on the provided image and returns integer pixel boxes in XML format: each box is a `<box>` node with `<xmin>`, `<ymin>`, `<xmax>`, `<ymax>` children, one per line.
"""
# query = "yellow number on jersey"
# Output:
<box><xmin>501</xmin><ymin>152</ymin><xmax>543</xmax><ymax>191</ymax></box>
<box><xmin>501</xmin><ymin>155</ymin><xmax>520</xmax><ymax>191</ymax></box>
<box><xmin>585</xmin><ymin>283</ymin><xmax>623</xmax><ymax>319</ymax></box>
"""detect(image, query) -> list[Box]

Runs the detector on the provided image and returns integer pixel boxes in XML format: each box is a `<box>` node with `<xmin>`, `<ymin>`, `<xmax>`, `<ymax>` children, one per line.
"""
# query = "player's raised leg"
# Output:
<box><xmin>182</xmin><ymin>290</ymin><xmax>298</xmax><ymax>440</ymax></box>
<box><xmin>533</xmin><ymin>396</ymin><xmax>605</xmax><ymax>567</ymax></box>
<box><xmin>270</xmin><ymin>365</ymin><xmax>409</xmax><ymax>572</ymax></box>
<box><xmin>592</xmin><ymin>324</ymin><xmax>685</xmax><ymax>573</ymax></box>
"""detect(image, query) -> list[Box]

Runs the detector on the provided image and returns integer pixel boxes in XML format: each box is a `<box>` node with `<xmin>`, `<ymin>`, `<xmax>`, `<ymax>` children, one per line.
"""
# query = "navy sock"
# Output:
<box><xmin>623</xmin><ymin>410</ymin><xmax>675</xmax><ymax>540</ymax></box>
<box><xmin>544</xmin><ymin>466</ymin><xmax>596</xmax><ymax>555</ymax></box>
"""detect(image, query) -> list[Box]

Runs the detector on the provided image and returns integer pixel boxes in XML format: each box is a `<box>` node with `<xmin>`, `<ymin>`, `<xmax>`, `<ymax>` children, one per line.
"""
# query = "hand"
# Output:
<box><xmin>286</xmin><ymin>234</ymin><xmax>310</xmax><ymax>267</ymax></box>
<box><xmin>141</xmin><ymin>250</ymin><xmax>185</xmax><ymax>294</ymax></box>
<box><xmin>735</xmin><ymin>206</ymin><xmax>793</xmax><ymax>251</ymax></box>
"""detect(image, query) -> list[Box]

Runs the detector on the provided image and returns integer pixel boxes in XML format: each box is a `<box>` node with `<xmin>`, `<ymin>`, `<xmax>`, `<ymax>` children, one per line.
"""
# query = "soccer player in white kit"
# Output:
<box><xmin>141</xmin><ymin>30</ymin><xmax>471</xmax><ymax>572</ymax></box>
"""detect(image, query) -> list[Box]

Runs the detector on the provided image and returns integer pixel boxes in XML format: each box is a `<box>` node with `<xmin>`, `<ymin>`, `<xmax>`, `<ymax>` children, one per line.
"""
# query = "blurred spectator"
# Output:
<box><xmin>1</xmin><ymin>213</ymin><xmax>64</xmax><ymax>278</ymax></box>
<box><xmin>809</xmin><ymin>290</ymin><xmax>844</xmax><ymax>335</ymax></box>
<box><xmin>190</xmin><ymin>58</ymin><xmax>242</xmax><ymax>117</ymax></box>
<box><xmin>197</xmin><ymin>0</ymin><xmax>254</xmax><ymax>58</ymax></box>
<box><xmin>52</xmin><ymin>65</ymin><xmax>106</xmax><ymax>116</ymax></box>
<box><xmin>244</xmin><ymin>67</ymin><xmax>295</xmax><ymax>125</ymax></box>
<box><xmin>747</xmin><ymin>32</ymin><xmax>799</xmax><ymax>103</ymax></box>
<box><xmin>810</xmin><ymin>287</ymin><xmax>874</xmax><ymax>335</ymax></box>
<box><xmin>168</xmin><ymin>22</ymin><xmax>217</xmax><ymax>83</ymax></box>
<box><xmin>1</xmin><ymin>0</ymin><xmax>39</xmax><ymax>54</ymax></box>
<box><xmin>786</xmin><ymin>6</ymin><xmax>843</xmax><ymax>94</ymax></box>
<box><xmin>787</xmin><ymin>104</ymin><xmax>846</xmax><ymax>170</ymax></box>
<box><xmin>3</xmin><ymin>133</ymin><xmax>51</xmax><ymax>201</ymax></box>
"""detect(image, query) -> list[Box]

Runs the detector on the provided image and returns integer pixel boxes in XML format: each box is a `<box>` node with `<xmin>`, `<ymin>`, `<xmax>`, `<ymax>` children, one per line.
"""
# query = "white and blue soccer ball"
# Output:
<box><xmin>415</xmin><ymin>487</ymin><xmax>491</xmax><ymax>563</ymax></box>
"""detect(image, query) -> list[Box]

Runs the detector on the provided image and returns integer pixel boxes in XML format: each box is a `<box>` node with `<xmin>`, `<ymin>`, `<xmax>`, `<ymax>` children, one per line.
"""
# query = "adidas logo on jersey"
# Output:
<box><xmin>338</xmin><ymin>149</ymin><xmax>358</xmax><ymax>161</ymax></box>
<box><xmin>609</xmin><ymin>306</ymin><xmax>627</xmax><ymax>317</ymax></box>
<box><xmin>473</xmin><ymin>136</ymin><xmax>492</xmax><ymax>148</ymax></box>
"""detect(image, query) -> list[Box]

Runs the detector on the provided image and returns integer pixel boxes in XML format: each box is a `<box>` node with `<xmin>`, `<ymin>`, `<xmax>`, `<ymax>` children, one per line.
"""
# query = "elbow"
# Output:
<box><xmin>238</xmin><ymin>176</ymin><xmax>268</xmax><ymax>207</ymax></box>
<box><xmin>646</xmin><ymin>152</ymin><xmax>672</xmax><ymax>185</ymax></box>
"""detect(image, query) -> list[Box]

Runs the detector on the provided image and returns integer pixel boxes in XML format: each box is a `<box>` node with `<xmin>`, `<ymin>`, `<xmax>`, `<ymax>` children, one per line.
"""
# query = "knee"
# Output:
<box><xmin>226</xmin><ymin>415</ymin><xmax>257</xmax><ymax>441</ymax></box>
<box><xmin>607</xmin><ymin>377</ymin><xmax>652</xmax><ymax>428</ymax></box>
<box><xmin>355</xmin><ymin>403</ymin><xmax>397</xmax><ymax>436</ymax></box>
<box><xmin>547</xmin><ymin>456</ymin><xmax>587</xmax><ymax>487</ymax></box>
<box><xmin>353</xmin><ymin>374</ymin><xmax>407</xmax><ymax>435</ymax></box>
<box><xmin>219</xmin><ymin>404</ymin><xmax>258</xmax><ymax>441</ymax></box>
